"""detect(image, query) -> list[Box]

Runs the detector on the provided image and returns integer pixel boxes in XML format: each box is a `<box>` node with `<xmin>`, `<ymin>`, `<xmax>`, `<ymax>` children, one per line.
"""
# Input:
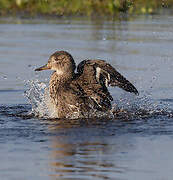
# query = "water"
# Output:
<box><xmin>0</xmin><ymin>15</ymin><xmax>173</xmax><ymax>179</ymax></box>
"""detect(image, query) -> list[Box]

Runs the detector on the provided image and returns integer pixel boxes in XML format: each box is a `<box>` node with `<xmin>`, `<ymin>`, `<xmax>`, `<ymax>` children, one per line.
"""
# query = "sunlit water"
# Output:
<box><xmin>1</xmin><ymin>15</ymin><xmax>173</xmax><ymax>180</ymax></box>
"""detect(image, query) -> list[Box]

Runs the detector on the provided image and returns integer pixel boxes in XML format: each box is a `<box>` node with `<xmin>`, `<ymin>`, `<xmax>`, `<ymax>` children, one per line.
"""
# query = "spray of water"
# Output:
<box><xmin>24</xmin><ymin>79</ymin><xmax>173</xmax><ymax>119</ymax></box>
<box><xmin>24</xmin><ymin>79</ymin><xmax>50</xmax><ymax>118</ymax></box>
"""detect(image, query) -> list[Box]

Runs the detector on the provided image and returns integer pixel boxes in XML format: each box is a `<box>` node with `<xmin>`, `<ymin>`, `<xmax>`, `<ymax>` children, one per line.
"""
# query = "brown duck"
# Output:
<box><xmin>35</xmin><ymin>51</ymin><xmax>138</xmax><ymax>118</ymax></box>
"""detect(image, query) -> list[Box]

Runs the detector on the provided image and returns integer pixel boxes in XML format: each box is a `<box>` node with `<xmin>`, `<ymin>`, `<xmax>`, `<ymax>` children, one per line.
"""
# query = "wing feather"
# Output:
<box><xmin>73</xmin><ymin>59</ymin><xmax>138</xmax><ymax>111</ymax></box>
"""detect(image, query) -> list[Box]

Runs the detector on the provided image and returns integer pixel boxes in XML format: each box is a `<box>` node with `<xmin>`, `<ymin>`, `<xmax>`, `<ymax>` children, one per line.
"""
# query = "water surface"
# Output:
<box><xmin>0</xmin><ymin>15</ymin><xmax>173</xmax><ymax>180</ymax></box>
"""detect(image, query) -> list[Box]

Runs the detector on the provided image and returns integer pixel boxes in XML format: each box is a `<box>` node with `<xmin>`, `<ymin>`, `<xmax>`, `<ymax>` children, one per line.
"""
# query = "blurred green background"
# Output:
<box><xmin>0</xmin><ymin>0</ymin><xmax>171</xmax><ymax>17</ymax></box>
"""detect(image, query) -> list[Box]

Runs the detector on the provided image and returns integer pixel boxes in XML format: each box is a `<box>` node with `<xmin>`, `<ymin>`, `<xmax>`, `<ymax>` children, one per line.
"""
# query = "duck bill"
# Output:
<box><xmin>35</xmin><ymin>64</ymin><xmax>50</xmax><ymax>71</ymax></box>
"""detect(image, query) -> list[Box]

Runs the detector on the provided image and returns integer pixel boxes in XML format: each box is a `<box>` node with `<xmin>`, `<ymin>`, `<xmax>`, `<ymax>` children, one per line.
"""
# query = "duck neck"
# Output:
<box><xmin>49</xmin><ymin>71</ymin><xmax>73</xmax><ymax>104</ymax></box>
<box><xmin>50</xmin><ymin>71</ymin><xmax>74</xmax><ymax>88</ymax></box>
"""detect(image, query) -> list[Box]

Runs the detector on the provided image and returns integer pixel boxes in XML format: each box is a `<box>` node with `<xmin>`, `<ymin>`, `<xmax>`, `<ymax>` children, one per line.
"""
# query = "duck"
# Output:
<box><xmin>35</xmin><ymin>51</ymin><xmax>138</xmax><ymax>118</ymax></box>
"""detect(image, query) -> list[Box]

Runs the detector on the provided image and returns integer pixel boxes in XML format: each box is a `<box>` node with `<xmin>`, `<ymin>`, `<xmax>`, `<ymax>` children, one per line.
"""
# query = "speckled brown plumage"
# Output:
<box><xmin>35</xmin><ymin>51</ymin><xmax>138</xmax><ymax>118</ymax></box>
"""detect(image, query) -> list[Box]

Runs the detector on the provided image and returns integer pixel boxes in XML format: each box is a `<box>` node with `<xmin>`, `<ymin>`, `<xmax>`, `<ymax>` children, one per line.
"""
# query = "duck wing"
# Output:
<box><xmin>72</xmin><ymin>59</ymin><xmax>138</xmax><ymax>111</ymax></box>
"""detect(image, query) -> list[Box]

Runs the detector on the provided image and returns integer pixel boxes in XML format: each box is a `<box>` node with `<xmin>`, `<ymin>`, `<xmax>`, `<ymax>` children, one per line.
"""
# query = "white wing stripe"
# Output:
<box><xmin>96</xmin><ymin>67</ymin><xmax>101</xmax><ymax>82</ymax></box>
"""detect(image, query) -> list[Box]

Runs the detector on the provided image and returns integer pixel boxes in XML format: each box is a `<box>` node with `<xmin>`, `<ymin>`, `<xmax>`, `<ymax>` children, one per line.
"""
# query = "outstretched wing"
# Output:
<box><xmin>72</xmin><ymin>59</ymin><xmax>138</xmax><ymax>111</ymax></box>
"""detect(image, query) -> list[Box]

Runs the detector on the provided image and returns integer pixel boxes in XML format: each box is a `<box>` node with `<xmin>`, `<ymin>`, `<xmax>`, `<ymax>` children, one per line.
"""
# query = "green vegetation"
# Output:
<box><xmin>0</xmin><ymin>0</ymin><xmax>172</xmax><ymax>17</ymax></box>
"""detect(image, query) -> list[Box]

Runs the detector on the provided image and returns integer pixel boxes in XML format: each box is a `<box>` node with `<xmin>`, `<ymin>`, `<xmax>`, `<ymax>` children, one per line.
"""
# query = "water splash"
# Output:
<box><xmin>24</xmin><ymin>79</ymin><xmax>173</xmax><ymax>119</ymax></box>
<box><xmin>24</xmin><ymin>79</ymin><xmax>50</xmax><ymax>118</ymax></box>
<box><xmin>112</xmin><ymin>91</ymin><xmax>173</xmax><ymax>119</ymax></box>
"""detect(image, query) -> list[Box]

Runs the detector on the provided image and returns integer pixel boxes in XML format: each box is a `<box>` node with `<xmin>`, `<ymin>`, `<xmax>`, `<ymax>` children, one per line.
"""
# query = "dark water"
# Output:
<box><xmin>1</xmin><ymin>15</ymin><xmax>173</xmax><ymax>180</ymax></box>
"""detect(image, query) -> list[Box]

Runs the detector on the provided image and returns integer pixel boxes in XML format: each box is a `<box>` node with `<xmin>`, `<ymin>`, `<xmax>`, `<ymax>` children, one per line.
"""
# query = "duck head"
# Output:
<box><xmin>35</xmin><ymin>51</ymin><xmax>76</xmax><ymax>75</ymax></box>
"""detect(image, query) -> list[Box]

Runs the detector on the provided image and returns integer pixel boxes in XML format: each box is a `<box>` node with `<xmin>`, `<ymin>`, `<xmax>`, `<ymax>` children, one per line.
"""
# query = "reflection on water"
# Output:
<box><xmin>1</xmin><ymin>15</ymin><xmax>173</xmax><ymax>180</ymax></box>
<box><xmin>49</xmin><ymin>138</ymin><xmax>126</xmax><ymax>179</ymax></box>
<box><xmin>48</xmin><ymin>118</ymin><xmax>132</xmax><ymax>180</ymax></box>
<box><xmin>47</xmin><ymin>119</ymin><xmax>173</xmax><ymax>180</ymax></box>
